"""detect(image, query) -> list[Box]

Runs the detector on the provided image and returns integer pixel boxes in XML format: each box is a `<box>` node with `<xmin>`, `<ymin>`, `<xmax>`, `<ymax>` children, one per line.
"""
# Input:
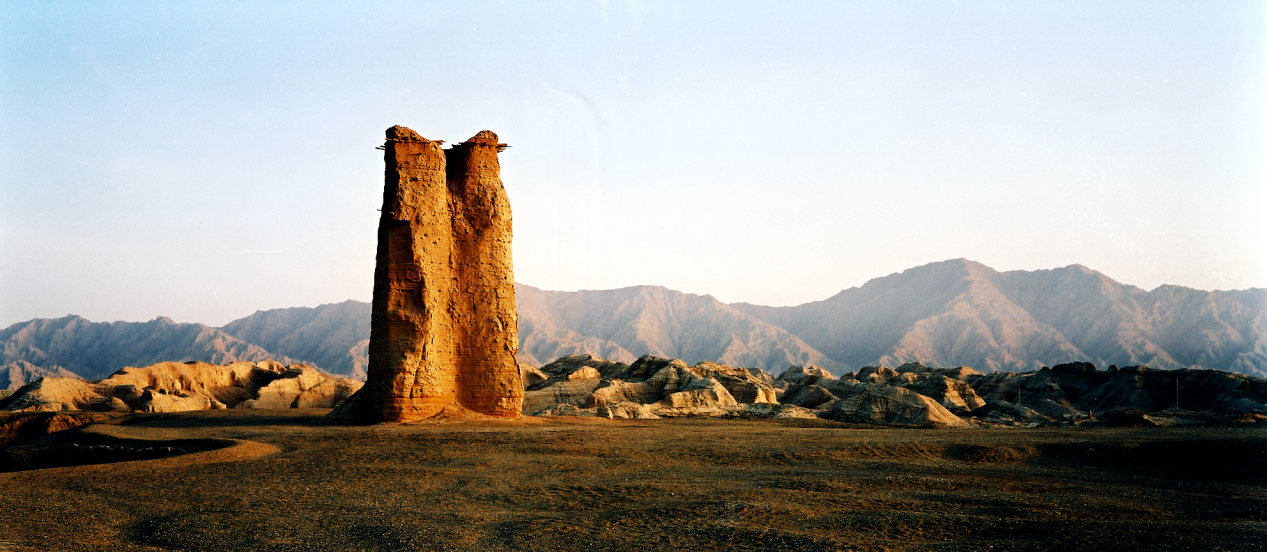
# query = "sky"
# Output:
<box><xmin>1</xmin><ymin>1</ymin><xmax>1264</xmax><ymax>327</ymax></box>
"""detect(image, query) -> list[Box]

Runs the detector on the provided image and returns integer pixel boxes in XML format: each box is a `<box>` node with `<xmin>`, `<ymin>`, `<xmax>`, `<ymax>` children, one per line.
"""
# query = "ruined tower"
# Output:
<box><xmin>326</xmin><ymin>126</ymin><xmax>523</xmax><ymax>423</ymax></box>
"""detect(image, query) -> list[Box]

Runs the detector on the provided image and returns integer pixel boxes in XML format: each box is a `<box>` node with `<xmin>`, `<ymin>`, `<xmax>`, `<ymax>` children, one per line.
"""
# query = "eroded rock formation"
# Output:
<box><xmin>0</xmin><ymin>361</ymin><xmax>361</xmax><ymax>413</ymax></box>
<box><xmin>517</xmin><ymin>354</ymin><xmax>1267</xmax><ymax>427</ymax></box>
<box><xmin>519</xmin><ymin>354</ymin><xmax>814</xmax><ymax>420</ymax></box>
<box><xmin>326</xmin><ymin>126</ymin><xmax>522</xmax><ymax>423</ymax></box>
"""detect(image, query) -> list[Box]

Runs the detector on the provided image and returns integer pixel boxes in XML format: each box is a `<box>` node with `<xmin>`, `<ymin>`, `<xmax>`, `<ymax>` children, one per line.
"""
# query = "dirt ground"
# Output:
<box><xmin>0</xmin><ymin>410</ymin><xmax>1264</xmax><ymax>552</ymax></box>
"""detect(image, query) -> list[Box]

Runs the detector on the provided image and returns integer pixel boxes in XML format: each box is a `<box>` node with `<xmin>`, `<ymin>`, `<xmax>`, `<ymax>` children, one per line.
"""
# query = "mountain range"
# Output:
<box><xmin>736</xmin><ymin>259</ymin><xmax>1267</xmax><ymax>375</ymax></box>
<box><xmin>2</xmin><ymin>259</ymin><xmax>1263</xmax><ymax>387</ymax></box>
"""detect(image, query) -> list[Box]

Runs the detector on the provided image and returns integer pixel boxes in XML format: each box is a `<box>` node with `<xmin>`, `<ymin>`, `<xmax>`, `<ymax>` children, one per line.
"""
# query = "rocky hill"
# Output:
<box><xmin>3</xmin><ymin>259</ymin><xmax>1263</xmax><ymax>380</ymax></box>
<box><xmin>516</xmin><ymin>284</ymin><xmax>844</xmax><ymax>372</ymax></box>
<box><xmin>215</xmin><ymin>286</ymin><xmax>845</xmax><ymax>378</ymax></box>
<box><xmin>0</xmin><ymin>360</ymin><xmax>362</xmax><ymax>413</ymax></box>
<box><xmin>734</xmin><ymin>259</ymin><xmax>1267</xmax><ymax>376</ymax></box>
<box><xmin>517</xmin><ymin>354</ymin><xmax>1267</xmax><ymax>427</ymax></box>
<box><xmin>1</xmin><ymin>361</ymin><xmax>79</xmax><ymax>391</ymax></box>
<box><xmin>220</xmin><ymin>300</ymin><xmax>371</xmax><ymax>379</ymax></box>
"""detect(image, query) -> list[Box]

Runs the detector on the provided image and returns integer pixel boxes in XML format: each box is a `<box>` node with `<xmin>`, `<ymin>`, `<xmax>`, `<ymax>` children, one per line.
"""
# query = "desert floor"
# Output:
<box><xmin>0</xmin><ymin>410</ymin><xmax>1264</xmax><ymax>551</ymax></box>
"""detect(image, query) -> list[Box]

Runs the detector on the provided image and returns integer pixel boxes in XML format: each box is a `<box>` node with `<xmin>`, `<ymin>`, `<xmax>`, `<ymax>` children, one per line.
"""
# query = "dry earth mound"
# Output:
<box><xmin>521</xmin><ymin>355</ymin><xmax>1267</xmax><ymax>427</ymax></box>
<box><xmin>0</xmin><ymin>361</ymin><xmax>362</xmax><ymax>413</ymax></box>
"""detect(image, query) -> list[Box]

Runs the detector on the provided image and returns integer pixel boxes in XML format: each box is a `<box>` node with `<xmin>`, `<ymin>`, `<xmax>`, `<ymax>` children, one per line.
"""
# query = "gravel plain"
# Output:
<box><xmin>0</xmin><ymin>410</ymin><xmax>1264</xmax><ymax>551</ymax></box>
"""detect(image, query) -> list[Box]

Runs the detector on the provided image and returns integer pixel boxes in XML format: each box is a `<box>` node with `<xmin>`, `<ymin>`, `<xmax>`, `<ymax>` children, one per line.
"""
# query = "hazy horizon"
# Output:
<box><xmin>3</xmin><ymin>2</ymin><xmax>1264</xmax><ymax>327</ymax></box>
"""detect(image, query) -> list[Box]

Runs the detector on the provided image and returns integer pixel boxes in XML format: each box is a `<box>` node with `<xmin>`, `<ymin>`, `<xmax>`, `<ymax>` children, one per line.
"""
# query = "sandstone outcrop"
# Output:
<box><xmin>327</xmin><ymin>127</ymin><xmax>522</xmax><ymax>424</ymax></box>
<box><xmin>0</xmin><ymin>377</ymin><xmax>104</xmax><ymax>413</ymax></box>
<box><xmin>522</xmin><ymin>353</ymin><xmax>976</xmax><ymax>423</ymax></box>
<box><xmin>519</xmin><ymin>363</ymin><xmax>548</xmax><ymax>389</ymax></box>
<box><xmin>776</xmin><ymin>365</ymin><xmax>837</xmax><ymax>387</ymax></box>
<box><xmin>596</xmin><ymin>401</ymin><xmax>660</xmax><ymax>419</ymax></box>
<box><xmin>886</xmin><ymin>363</ymin><xmax>986</xmax><ymax>414</ymax></box>
<box><xmin>692</xmin><ymin>361</ymin><xmax>778</xmax><ymax>404</ymax></box>
<box><xmin>523</xmin><ymin>378</ymin><xmax>604</xmax><ymax>415</ymax></box>
<box><xmin>235</xmin><ymin>365</ymin><xmax>330</xmax><ymax>409</ymax></box>
<box><xmin>521</xmin><ymin>354</ymin><xmax>780</xmax><ymax>418</ymax></box>
<box><xmin>820</xmin><ymin>384</ymin><xmax>970</xmax><ymax>427</ymax></box>
<box><xmin>0</xmin><ymin>361</ymin><xmax>361</xmax><ymax>413</ymax></box>
<box><xmin>517</xmin><ymin>351</ymin><xmax>1266</xmax><ymax>427</ymax></box>
<box><xmin>965</xmin><ymin>362</ymin><xmax>1267</xmax><ymax>424</ymax></box>
<box><xmin>294</xmin><ymin>378</ymin><xmax>364</xmax><ymax>409</ymax></box>
<box><xmin>777</xmin><ymin>368</ymin><xmax>859</xmax><ymax>409</ymax></box>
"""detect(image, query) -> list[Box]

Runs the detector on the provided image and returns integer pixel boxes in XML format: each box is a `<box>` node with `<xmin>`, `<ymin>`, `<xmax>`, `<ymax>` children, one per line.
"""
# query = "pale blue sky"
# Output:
<box><xmin>2</xmin><ymin>1</ymin><xmax>1264</xmax><ymax>326</ymax></box>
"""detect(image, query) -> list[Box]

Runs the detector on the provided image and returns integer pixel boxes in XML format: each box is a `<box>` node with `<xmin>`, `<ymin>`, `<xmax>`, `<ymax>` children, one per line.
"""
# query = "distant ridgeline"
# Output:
<box><xmin>2</xmin><ymin>259</ymin><xmax>1265</xmax><ymax>390</ymax></box>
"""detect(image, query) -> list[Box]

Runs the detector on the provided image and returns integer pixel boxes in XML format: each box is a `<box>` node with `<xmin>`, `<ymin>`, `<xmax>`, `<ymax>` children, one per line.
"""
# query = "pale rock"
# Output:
<box><xmin>777</xmin><ymin>365</ymin><xmax>837</xmax><ymax>386</ymax></box>
<box><xmin>894</xmin><ymin>361</ymin><xmax>935</xmax><ymax>374</ymax></box>
<box><xmin>522</xmin><ymin>379</ymin><xmax>604</xmax><ymax>415</ymax></box>
<box><xmin>741</xmin><ymin>367</ymin><xmax>779</xmax><ymax>387</ymax></box>
<box><xmin>0</xmin><ymin>360</ymin><xmax>371</xmax><ymax>413</ymax></box>
<box><xmin>565</xmin><ymin>367</ymin><xmax>602</xmax><ymax>381</ymax></box>
<box><xmin>942</xmin><ymin>366</ymin><xmax>984</xmax><ymax>380</ymax></box>
<box><xmin>100</xmin><ymin>361</ymin><xmax>281</xmax><ymax>408</ymax></box>
<box><xmin>969</xmin><ymin>368</ymin><xmax>1085</xmax><ymax>419</ymax></box>
<box><xmin>596</xmin><ymin>401</ymin><xmax>660</xmax><ymax>419</ymax></box>
<box><xmin>726</xmin><ymin>403</ymin><xmax>821</xmax><ymax>419</ymax></box>
<box><xmin>770</xmin><ymin>404</ymin><xmax>821</xmax><ymax>419</ymax></box>
<box><xmin>539</xmin><ymin>354</ymin><xmax>631</xmax><ymax>381</ymax></box>
<box><xmin>519</xmin><ymin>363</ymin><xmax>548</xmax><ymax>389</ymax></box>
<box><xmin>535</xmin><ymin>403</ymin><xmax>602</xmax><ymax>417</ymax></box>
<box><xmin>973</xmin><ymin>400</ymin><xmax>1053</xmax><ymax>424</ymax></box>
<box><xmin>235</xmin><ymin>365</ymin><xmax>330</xmax><ymax>409</ymax></box>
<box><xmin>692</xmin><ymin>361</ymin><xmax>778</xmax><ymax>404</ymax></box>
<box><xmin>644</xmin><ymin>363</ymin><xmax>698</xmax><ymax>394</ymax></box>
<box><xmin>780</xmin><ymin>384</ymin><xmax>840</xmax><ymax>409</ymax></box>
<box><xmin>587</xmin><ymin>380</ymin><xmax>661</xmax><ymax>407</ymax></box>
<box><xmin>857</xmin><ymin>366</ymin><xmax>899</xmax><ymax>384</ymax></box>
<box><xmin>821</xmin><ymin>384</ymin><xmax>969</xmax><ymax>427</ymax></box>
<box><xmin>659</xmin><ymin>378</ymin><xmax>737</xmax><ymax>409</ymax></box>
<box><xmin>895</xmin><ymin>375</ymin><xmax>986</xmax><ymax>413</ymax></box>
<box><xmin>0</xmin><ymin>377</ymin><xmax>104</xmax><ymax>412</ymax></box>
<box><xmin>139</xmin><ymin>390</ymin><xmax>213</xmax><ymax>413</ymax></box>
<box><xmin>294</xmin><ymin>378</ymin><xmax>365</xmax><ymax>409</ymax></box>
<box><xmin>627</xmin><ymin>356</ymin><xmax>691</xmax><ymax>381</ymax></box>
<box><xmin>648</xmin><ymin>405</ymin><xmax>734</xmax><ymax>418</ymax></box>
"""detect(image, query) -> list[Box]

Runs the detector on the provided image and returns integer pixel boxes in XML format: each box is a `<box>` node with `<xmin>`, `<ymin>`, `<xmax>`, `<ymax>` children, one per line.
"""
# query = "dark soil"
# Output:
<box><xmin>0</xmin><ymin>409</ymin><xmax>1263</xmax><ymax>551</ymax></box>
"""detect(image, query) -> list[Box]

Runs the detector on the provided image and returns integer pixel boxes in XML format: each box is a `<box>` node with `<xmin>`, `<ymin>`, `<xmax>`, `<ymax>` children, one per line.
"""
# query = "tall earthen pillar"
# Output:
<box><xmin>326</xmin><ymin>126</ymin><xmax>522</xmax><ymax>423</ymax></box>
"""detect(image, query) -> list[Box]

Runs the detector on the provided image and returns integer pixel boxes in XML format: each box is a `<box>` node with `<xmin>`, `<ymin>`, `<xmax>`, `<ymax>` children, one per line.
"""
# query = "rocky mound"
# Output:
<box><xmin>520</xmin><ymin>354</ymin><xmax>886</xmax><ymax>423</ymax></box>
<box><xmin>0</xmin><ymin>411</ymin><xmax>120</xmax><ymax>449</ymax></box>
<box><xmin>0</xmin><ymin>361</ymin><xmax>363</xmax><ymax>413</ymax></box>
<box><xmin>964</xmin><ymin>362</ymin><xmax>1267</xmax><ymax>426</ymax></box>
<box><xmin>521</xmin><ymin>355</ymin><xmax>1267</xmax><ymax>427</ymax></box>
